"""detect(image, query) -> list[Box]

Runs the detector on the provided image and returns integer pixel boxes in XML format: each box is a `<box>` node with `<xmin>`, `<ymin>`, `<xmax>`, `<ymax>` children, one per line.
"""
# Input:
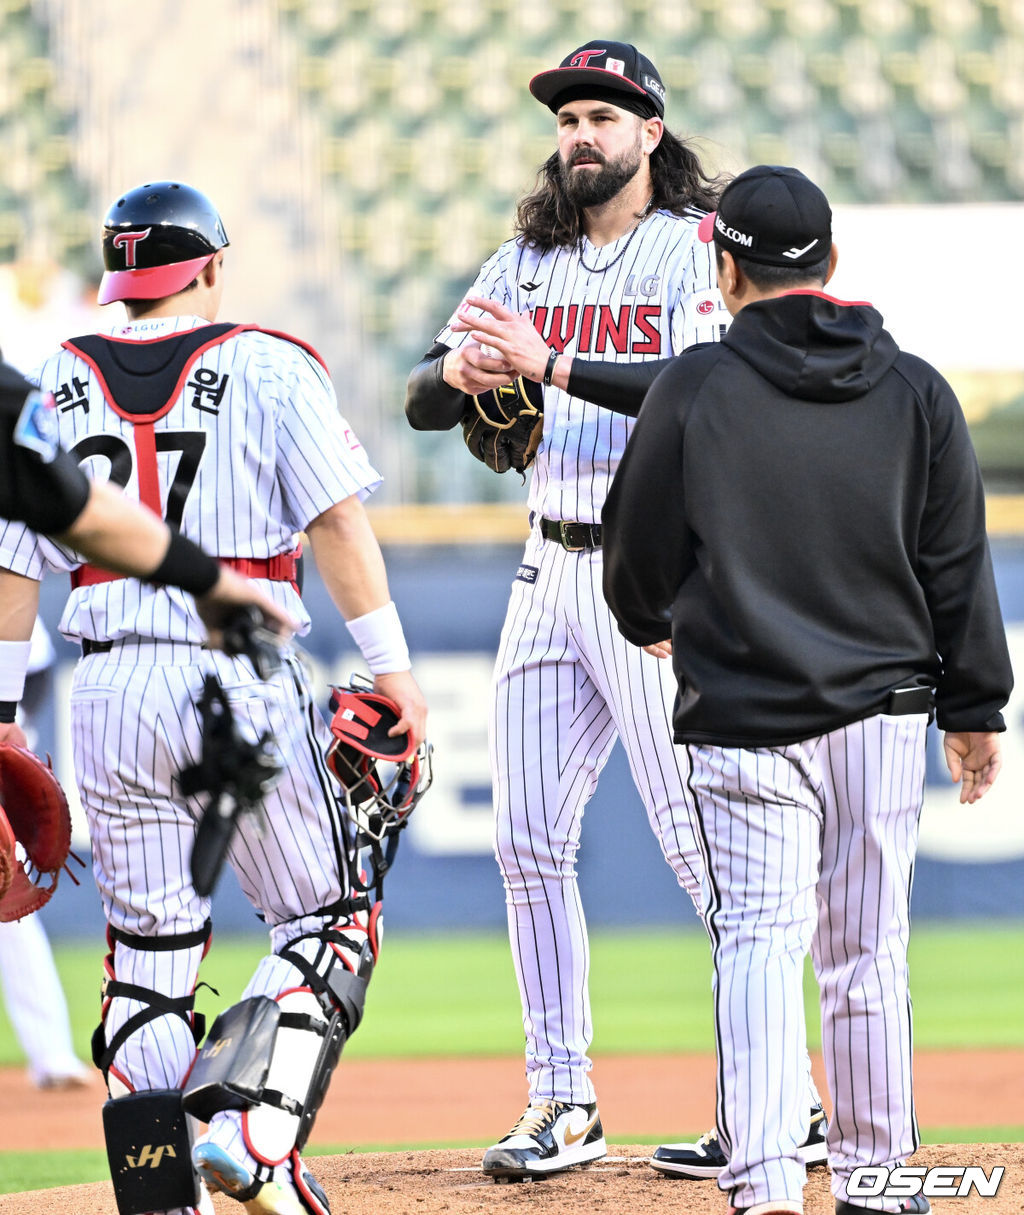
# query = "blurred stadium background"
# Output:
<box><xmin>1</xmin><ymin>0</ymin><xmax>1022</xmax><ymax>506</ymax></box>
<box><xmin>0</xmin><ymin>0</ymin><xmax>1022</xmax><ymax>941</ymax></box>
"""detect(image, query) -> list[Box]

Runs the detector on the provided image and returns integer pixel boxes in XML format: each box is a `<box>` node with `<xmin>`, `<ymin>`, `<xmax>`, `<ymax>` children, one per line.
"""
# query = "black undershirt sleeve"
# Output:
<box><xmin>404</xmin><ymin>343</ymin><xmax>469</xmax><ymax>432</ymax></box>
<box><xmin>566</xmin><ymin>356</ymin><xmax>677</xmax><ymax>418</ymax></box>
<box><xmin>405</xmin><ymin>346</ymin><xmax>684</xmax><ymax>431</ymax></box>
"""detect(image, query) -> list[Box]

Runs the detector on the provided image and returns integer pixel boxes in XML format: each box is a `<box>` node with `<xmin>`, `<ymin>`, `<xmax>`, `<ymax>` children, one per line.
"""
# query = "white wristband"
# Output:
<box><xmin>0</xmin><ymin>640</ymin><xmax>32</xmax><ymax>702</ymax></box>
<box><xmin>345</xmin><ymin>601</ymin><xmax>411</xmax><ymax>675</ymax></box>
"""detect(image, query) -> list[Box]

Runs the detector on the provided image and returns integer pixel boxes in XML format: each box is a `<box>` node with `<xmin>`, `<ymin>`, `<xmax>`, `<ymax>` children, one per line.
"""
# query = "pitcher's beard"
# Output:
<box><xmin>561</xmin><ymin>146</ymin><xmax>643</xmax><ymax>208</ymax></box>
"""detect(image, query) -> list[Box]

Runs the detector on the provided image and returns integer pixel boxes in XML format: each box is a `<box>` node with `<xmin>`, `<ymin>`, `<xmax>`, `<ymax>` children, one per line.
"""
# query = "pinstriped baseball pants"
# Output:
<box><xmin>70</xmin><ymin>643</ymin><xmax>353</xmax><ymax>1092</ymax></box>
<box><xmin>688</xmin><ymin>713</ymin><xmax>927</xmax><ymax>1212</ymax></box>
<box><xmin>490</xmin><ymin>533</ymin><xmax>704</xmax><ymax>1105</ymax></box>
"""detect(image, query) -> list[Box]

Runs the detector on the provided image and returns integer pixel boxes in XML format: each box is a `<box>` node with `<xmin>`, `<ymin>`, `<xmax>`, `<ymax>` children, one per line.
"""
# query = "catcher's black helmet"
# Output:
<box><xmin>326</xmin><ymin>676</ymin><xmax>432</xmax><ymax>842</ymax></box>
<box><xmin>98</xmin><ymin>181</ymin><xmax>229</xmax><ymax>305</ymax></box>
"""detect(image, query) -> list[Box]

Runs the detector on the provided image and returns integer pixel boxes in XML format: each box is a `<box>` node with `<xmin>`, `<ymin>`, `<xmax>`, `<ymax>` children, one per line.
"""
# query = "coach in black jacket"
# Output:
<box><xmin>602</xmin><ymin>166</ymin><xmax>1012</xmax><ymax>1215</ymax></box>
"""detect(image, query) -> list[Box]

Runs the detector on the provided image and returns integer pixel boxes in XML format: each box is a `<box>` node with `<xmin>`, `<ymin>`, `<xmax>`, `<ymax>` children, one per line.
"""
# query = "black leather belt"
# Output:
<box><xmin>82</xmin><ymin>639</ymin><xmax>114</xmax><ymax>656</ymax></box>
<box><xmin>540</xmin><ymin>517</ymin><xmax>602</xmax><ymax>551</ymax></box>
<box><xmin>885</xmin><ymin>686</ymin><xmax>934</xmax><ymax>716</ymax></box>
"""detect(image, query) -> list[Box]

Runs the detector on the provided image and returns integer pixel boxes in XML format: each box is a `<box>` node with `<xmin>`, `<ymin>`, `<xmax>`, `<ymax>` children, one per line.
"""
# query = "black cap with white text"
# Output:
<box><xmin>697</xmin><ymin>165</ymin><xmax>832</xmax><ymax>268</ymax></box>
<box><xmin>529</xmin><ymin>41</ymin><xmax>666</xmax><ymax>119</ymax></box>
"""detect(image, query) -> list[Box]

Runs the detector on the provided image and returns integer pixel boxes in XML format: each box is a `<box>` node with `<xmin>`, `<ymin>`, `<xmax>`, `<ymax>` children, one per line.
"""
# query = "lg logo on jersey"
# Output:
<box><xmin>848</xmin><ymin>1165</ymin><xmax>1004</xmax><ymax>1200</ymax></box>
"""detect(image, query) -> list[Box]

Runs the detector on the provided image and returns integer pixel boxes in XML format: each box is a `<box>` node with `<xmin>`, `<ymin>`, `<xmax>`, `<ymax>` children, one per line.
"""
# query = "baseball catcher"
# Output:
<box><xmin>461</xmin><ymin>375</ymin><xmax>543</xmax><ymax>475</ymax></box>
<box><xmin>0</xmin><ymin>742</ymin><xmax>79</xmax><ymax>922</ymax></box>
<box><xmin>184</xmin><ymin>677</ymin><xmax>432</xmax><ymax>1212</ymax></box>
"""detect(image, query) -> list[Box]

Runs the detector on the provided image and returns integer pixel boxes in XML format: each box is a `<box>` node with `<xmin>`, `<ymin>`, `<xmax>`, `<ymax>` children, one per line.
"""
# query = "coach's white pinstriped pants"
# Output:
<box><xmin>689</xmin><ymin>713</ymin><xmax>927</xmax><ymax>1213</ymax></box>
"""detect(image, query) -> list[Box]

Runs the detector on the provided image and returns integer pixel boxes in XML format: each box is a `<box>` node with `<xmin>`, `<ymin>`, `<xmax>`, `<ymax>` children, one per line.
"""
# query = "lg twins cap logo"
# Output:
<box><xmin>569</xmin><ymin>49</ymin><xmax>607</xmax><ymax>69</ymax></box>
<box><xmin>112</xmin><ymin>227</ymin><xmax>152</xmax><ymax>267</ymax></box>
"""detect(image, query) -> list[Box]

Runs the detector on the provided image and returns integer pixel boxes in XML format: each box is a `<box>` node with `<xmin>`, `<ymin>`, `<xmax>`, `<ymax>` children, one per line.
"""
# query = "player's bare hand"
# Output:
<box><xmin>643</xmin><ymin>639</ymin><xmax>673</xmax><ymax>659</ymax></box>
<box><xmin>0</xmin><ymin>722</ymin><xmax>29</xmax><ymax>748</ymax></box>
<box><xmin>373</xmin><ymin>670</ymin><xmax>428</xmax><ymax>748</ymax></box>
<box><xmin>454</xmin><ymin>296</ymin><xmax>553</xmax><ymax>382</ymax></box>
<box><xmin>943</xmin><ymin>730</ymin><xmax>1002</xmax><ymax>804</ymax></box>
<box><xmin>196</xmin><ymin>567</ymin><xmax>299</xmax><ymax>650</ymax></box>
<box><xmin>441</xmin><ymin>340</ymin><xmax>515</xmax><ymax>397</ymax></box>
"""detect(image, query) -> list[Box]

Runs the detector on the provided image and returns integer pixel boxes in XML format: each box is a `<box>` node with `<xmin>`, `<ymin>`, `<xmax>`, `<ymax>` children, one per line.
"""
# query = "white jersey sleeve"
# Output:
<box><xmin>234</xmin><ymin>331</ymin><xmax>382</xmax><ymax>532</ymax></box>
<box><xmin>434</xmin><ymin>243</ymin><xmax>521</xmax><ymax>348</ymax></box>
<box><xmin>0</xmin><ymin>519</ymin><xmax>77</xmax><ymax>581</ymax></box>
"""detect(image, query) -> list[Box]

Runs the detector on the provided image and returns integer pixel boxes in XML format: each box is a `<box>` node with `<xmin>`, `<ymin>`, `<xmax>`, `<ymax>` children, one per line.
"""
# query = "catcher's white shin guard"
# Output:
<box><xmin>184</xmin><ymin>916</ymin><xmax>376</xmax><ymax>1209</ymax></box>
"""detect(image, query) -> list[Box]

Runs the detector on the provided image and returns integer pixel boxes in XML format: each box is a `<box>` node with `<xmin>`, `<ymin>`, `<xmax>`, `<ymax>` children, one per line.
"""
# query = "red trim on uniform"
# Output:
<box><xmin>70</xmin><ymin>546</ymin><xmax>302</xmax><ymax>591</ymax></box>
<box><xmin>782</xmin><ymin>289</ymin><xmax>873</xmax><ymax>307</ymax></box>
<box><xmin>107</xmin><ymin>1064</ymin><xmax>134</xmax><ymax>1092</ymax></box>
<box><xmin>291</xmin><ymin>1151</ymin><xmax>329</xmax><ymax>1215</ymax></box>
<box><xmin>529</xmin><ymin>66</ymin><xmax>649</xmax><ymax>99</ymax></box>
<box><xmin>132</xmin><ymin>421</ymin><xmax>162</xmax><ymax>515</ymax></box>
<box><xmin>240</xmin><ymin>984</ymin><xmax>315</xmax><ymax>1167</ymax></box>
<box><xmin>241</xmin><ymin>1110</ymin><xmax>291</xmax><ymax>1167</ymax></box>
<box><xmin>62</xmin><ymin>324</ymin><xmax>254</xmax><ymax>424</ymax></box>
<box><xmin>367</xmin><ymin>901</ymin><xmax>383</xmax><ymax>962</ymax></box>
<box><xmin>97</xmin><ymin>255</ymin><xmax>215</xmax><ymax>306</ymax></box>
<box><xmin>275</xmin><ymin>985</ymin><xmax>312</xmax><ymax>1001</ymax></box>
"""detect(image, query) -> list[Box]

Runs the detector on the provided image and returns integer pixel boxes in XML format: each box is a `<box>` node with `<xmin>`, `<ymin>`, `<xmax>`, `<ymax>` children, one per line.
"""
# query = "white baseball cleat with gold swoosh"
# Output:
<box><xmin>482</xmin><ymin>1099</ymin><xmax>606</xmax><ymax>1180</ymax></box>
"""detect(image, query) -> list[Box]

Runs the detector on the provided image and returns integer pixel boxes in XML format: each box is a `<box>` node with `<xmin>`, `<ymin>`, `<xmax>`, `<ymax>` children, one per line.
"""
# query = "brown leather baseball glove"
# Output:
<box><xmin>0</xmin><ymin>742</ymin><xmax>77</xmax><ymax>921</ymax></box>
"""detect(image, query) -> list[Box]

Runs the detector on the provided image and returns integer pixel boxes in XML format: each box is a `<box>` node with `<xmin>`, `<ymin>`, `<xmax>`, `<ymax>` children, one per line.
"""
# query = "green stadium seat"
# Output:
<box><xmin>194</xmin><ymin>0</ymin><xmax>1024</xmax><ymax>504</ymax></box>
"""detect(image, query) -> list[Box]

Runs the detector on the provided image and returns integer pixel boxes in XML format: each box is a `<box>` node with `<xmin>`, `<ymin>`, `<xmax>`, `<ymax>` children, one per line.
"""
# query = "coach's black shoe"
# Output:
<box><xmin>835</xmin><ymin>1196</ymin><xmax>929</xmax><ymax>1214</ymax></box>
<box><xmin>482</xmin><ymin>1098</ymin><xmax>606</xmax><ymax>1180</ymax></box>
<box><xmin>651</xmin><ymin>1103</ymin><xmax>829</xmax><ymax>1179</ymax></box>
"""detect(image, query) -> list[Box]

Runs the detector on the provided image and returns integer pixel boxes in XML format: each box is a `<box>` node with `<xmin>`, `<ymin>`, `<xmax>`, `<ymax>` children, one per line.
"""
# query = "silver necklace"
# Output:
<box><xmin>577</xmin><ymin>197</ymin><xmax>655</xmax><ymax>274</ymax></box>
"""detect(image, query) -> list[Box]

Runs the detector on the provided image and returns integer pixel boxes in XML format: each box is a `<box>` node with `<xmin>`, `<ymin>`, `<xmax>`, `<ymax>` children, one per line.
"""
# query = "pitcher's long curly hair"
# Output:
<box><xmin>515</xmin><ymin>128</ymin><xmax>723</xmax><ymax>252</ymax></box>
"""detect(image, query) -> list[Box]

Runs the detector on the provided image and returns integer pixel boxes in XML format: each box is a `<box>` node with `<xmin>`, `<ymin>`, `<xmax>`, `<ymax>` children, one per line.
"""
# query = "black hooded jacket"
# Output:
<box><xmin>602</xmin><ymin>291</ymin><xmax>1012</xmax><ymax>746</ymax></box>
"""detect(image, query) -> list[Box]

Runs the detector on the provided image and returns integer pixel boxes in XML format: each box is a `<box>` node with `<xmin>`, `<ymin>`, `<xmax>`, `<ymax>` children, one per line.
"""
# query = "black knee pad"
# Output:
<box><xmin>102</xmin><ymin>1089</ymin><xmax>199</xmax><ymax>1215</ymax></box>
<box><xmin>92</xmin><ymin>921</ymin><xmax>211</xmax><ymax>1084</ymax></box>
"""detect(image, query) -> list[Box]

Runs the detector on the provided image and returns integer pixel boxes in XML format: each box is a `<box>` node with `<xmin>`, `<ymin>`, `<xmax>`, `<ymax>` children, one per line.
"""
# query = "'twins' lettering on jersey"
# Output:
<box><xmin>533</xmin><ymin>303</ymin><xmax>665</xmax><ymax>356</ymax></box>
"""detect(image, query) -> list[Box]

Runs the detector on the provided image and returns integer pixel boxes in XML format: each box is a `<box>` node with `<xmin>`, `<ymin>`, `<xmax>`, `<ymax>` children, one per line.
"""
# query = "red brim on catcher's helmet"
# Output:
<box><xmin>98</xmin><ymin>253</ymin><xmax>216</xmax><ymax>306</ymax></box>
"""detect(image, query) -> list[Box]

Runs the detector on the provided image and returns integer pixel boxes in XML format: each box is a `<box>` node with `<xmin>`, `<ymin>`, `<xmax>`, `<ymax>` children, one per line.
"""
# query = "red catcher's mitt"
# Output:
<box><xmin>0</xmin><ymin>743</ymin><xmax>75</xmax><ymax>922</ymax></box>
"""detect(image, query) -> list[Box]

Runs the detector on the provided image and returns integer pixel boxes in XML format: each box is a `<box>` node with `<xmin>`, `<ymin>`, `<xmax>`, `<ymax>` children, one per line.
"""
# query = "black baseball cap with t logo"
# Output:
<box><xmin>529</xmin><ymin>41</ymin><xmax>666</xmax><ymax>119</ymax></box>
<box><xmin>698</xmin><ymin>165</ymin><xmax>832</xmax><ymax>268</ymax></box>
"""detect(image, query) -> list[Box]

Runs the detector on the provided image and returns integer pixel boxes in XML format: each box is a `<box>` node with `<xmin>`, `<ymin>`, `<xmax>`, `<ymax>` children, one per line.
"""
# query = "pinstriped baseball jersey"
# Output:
<box><xmin>435</xmin><ymin>210</ymin><xmax>728</xmax><ymax>523</ymax></box>
<box><xmin>0</xmin><ymin>314</ymin><xmax>380</xmax><ymax>645</ymax></box>
<box><xmin>437</xmin><ymin>210</ymin><xmax>723</xmax><ymax>522</ymax></box>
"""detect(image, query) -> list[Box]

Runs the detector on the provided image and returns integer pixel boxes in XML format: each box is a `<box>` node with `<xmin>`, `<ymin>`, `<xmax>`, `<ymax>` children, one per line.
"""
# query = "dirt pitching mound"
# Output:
<box><xmin>4</xmin><ymin>1143</ymin><xmax>1022</xmax><ymax>1215</ymax></box>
